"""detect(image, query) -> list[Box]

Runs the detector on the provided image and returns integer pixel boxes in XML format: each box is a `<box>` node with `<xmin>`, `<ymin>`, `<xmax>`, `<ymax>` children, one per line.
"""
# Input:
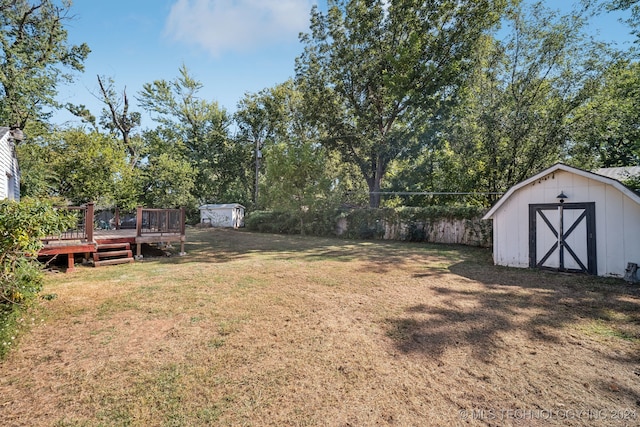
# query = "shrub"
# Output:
<box><xmin>246</xmin><ymin>205</ymin><xmax>490</xmax><ymax>244</ymax></box>
<box><xmin>245</xmin><ymin>210</ymin><xmax>300</xmax><ymax>234</ymax></box>
<box><xmin>0</xmin><ymin>198</ymin><xmax>75</xmax><ymax>358</ymax></box>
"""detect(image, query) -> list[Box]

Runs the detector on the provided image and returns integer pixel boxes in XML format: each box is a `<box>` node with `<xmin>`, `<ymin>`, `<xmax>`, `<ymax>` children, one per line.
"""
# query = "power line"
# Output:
<box><xmin>346</xmin><ymin>191</ymin><xmax>504</xmax><ymax>196</ymax></box>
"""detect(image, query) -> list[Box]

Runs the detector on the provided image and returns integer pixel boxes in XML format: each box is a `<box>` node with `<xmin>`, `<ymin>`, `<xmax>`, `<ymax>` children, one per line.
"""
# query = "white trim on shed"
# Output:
<box><xmin>483</xmin><ymin>163</ymin><xmax>640</xmax><ymax>277</ymax></box>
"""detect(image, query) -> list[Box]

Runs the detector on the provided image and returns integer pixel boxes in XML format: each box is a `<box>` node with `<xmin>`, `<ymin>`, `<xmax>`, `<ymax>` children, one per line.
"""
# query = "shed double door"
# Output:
<box><xmin>529</xmin><ymin>203</ymin><xmax>596</xmax><ymax>275</ymax></box>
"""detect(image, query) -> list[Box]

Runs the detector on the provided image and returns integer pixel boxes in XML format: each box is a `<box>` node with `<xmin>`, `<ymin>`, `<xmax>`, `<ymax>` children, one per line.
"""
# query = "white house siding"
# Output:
<box><xmin>0</xmin><ymin>128</ymin><xmax>19</xmax><ymax>201</ymax></box>
<box><xmin>486</xmin><ymin>165</ymin><xmax>640</xmax><ymax>277</ymax></box>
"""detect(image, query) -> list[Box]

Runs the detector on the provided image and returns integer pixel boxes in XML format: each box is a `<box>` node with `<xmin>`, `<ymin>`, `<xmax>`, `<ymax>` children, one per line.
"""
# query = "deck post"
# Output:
<box><xmin>115</xmin><ymin>207</ymin><xmax>120</xmax><ymax>230</ymax></box>
<box><xmin>136</xmin><ymin>205</ymin><xmax>143</xmax><ymax>260</ymax></box>
<box><xmin>180</xmin><ymin>207</ymin><xmax>186</xmax><ymax>255</ymax></box>
<box><xmin>180</xmin><ymin>207</ymin><xmax>186</xmax><ymax>236</ymax></box>
<box><xmin>136</xmin><ymin>206</ymin><xmax>142</xmax><ymax>237</ymax></box>
<box><xmin>67</xmin><ymin>253</ymin><xmax>75</xmax><ymax>272</ymax></box>
<box><xmin>86</xmin><ymin>202</ymin><xmax>94</xmax><ymax>243</ymax></box>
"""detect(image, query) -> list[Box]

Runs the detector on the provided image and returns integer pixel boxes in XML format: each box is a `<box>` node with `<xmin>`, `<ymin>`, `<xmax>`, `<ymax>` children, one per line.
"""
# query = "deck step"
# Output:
<box><xmin>93</xmin><ymin>242</ymin><xmax>135</xmax><ymax>267</ymax></box>
<box><xmin>93</xmin><ymin>257</ymin><xmax>135</xmax><ymax>267</ymax></box>
<box><xmin>93</xmin><ymin>249</ymin><xmax>133</xmax><ymax>261</ymax></box>
<box><xmin>97</xmin><ymin>243</ymin><xmax>130</xmax><ymax>250</ymax></box>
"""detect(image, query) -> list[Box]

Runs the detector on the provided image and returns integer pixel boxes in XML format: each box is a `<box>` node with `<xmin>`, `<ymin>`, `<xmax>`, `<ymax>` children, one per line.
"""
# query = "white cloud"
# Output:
<box><xmin>165</xmin><ymin>0</ymin><xmax>315</xmax><ymax>56</ymax></box>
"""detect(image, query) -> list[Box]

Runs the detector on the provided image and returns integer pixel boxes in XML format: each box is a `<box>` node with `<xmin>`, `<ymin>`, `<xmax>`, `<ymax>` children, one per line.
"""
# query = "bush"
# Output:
<box><xmin>246</xmin><ymin>205</ymin><xmax>490</xmax><ymax>243</ymax></box>
<box><xmin>245</xmin><ymin>210</ymin><xmax>300</xmax><ymax>234</ymax></box>
<box><xmin>0</xmin><ymin>199</ymin><xmax>75</xmax><ymax>358</ymax></box>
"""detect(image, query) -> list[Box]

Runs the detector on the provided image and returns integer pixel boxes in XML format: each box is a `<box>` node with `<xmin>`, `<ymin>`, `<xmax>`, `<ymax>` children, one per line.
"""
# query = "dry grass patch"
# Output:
<box><xmin>1</xmin><ymin>228</ymin><xmax>639</xmax><ymax>426</ymax></box>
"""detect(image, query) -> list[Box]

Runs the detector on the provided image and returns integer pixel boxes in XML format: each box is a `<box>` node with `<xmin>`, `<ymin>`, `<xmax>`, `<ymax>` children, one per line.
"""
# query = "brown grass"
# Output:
<box><xmin>1</xmin><ymin>228</ymin><xmax>639</xmax><ymax>426</ymax></box>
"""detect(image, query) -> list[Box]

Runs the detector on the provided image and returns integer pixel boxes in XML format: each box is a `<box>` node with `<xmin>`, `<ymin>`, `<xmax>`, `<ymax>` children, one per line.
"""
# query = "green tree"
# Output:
<box><xmin>19</xmin><ymin>128</ymin><xmax>129</xmax><ymax>205</ymax></box>
<box><xmin>249</xmin><ymin>81</ymin><xmax>346</xmax><ymax>229</ymax></box>
<box><xmin>262</xmin><ymin>141</ymin><xmax>335</xmax><ymax>233</ymax></box>
<box><xmin>568</xmin><ymin>60</ymin><xmax>640</xmax><ymax>168</ymax></box>
<box><xmin>137</xmin><ymin>66</ymin><xmax>242</xmax><ymax>204</ymax></box>
<box><xmin>235</xmin><ymin>84</ymin><xmax>290</xmax><ymax>208</ymax></box>
<box><xmin>140</xmin><ymin>152</ymin><xmax>196</xmax><ymax>209</ymax></box>
<box><xmin>96</xmin><ymin>75</ymin><xmax>144</xmax><ymax>168</ymax></box>
<box><xmin>296</xmin><ymin>0</ymin><xmax>507</xmax><ymax>207</ymax></box>
<box><xmin>433</xmin><ymin>2</ymin><xmax>601</xmax><ymax>202</ymax></box>
<box><xmin>0</xmin><ymin>0</ymin><xmax>90</xmax><ymax>129</ymax></box>
<box><xmin>583</xmin><ymin>0</ymin><xmax>640</xmax><ymax>39</ymax></box>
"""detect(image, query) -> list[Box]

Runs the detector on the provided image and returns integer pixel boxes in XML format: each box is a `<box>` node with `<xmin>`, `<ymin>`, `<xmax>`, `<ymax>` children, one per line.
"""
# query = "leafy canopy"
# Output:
<box><xmin>296</xmin><ymin>0</ymin><xmax>507</xmax><ymax>207</ymax></box>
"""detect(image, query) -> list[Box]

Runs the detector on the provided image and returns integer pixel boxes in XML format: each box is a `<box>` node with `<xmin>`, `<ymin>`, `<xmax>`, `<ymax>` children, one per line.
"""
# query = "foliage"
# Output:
<box><xmin>337</xmin><ymin>206</ymin><xmax>489</xmax><ymax>241</ymax></box>
<box><xmin>234</xmin><ymin>83</ymin><xmax>290</xmax><ymax>209</ymax></box>
<box><xmin>138</xmin><ymin>65</ymin><xmax>245</xmax><ymax>205</ymax></box>
<box><xmin>584</xmin><ymin>0</ymin><xmax>640</xmax><ymax>40</ymax></box>
<box><xmin>245</xmin><ymin>210</ymin><xmax>301</xmax><ymax>234</ymax></box>
<box><xmin>567</xmin><ymin>60</ymin><xmax>640</xmax><ymax>168</ymax></box>
<box><xmin>622</xmin><ymin>174</ymin><xmax>640</xmax><ymax>191</ymax></box>
<box><xmin>0</xmin><ymin>198</ymin><xmax>75</xmax><ymax>358</ymax></box>
<box><xmin>243</xmin><ymin>81</ymin><xmax>345</xmax><ymax>231</ymax></box>
<box><xmin>16</xmin><ymin>138</ymin><xmax>57</xmax><ymax>199</ymax></box>
<box><xmin>20</xmin><ymin>128</ymin><xmax>129</xmax><ymax>205</ymax></box>
<box><xmin>410</xmin><ymin>2</ymin><xmax>603</xmax><ymax>204</ymax></box>
<box><xmin>96</xmin><ymin>75</ymin><xmax>145</xmax><ymax>167</ymax></box>
<box><xmin>0</xmin><ymin>0</ymin><xmax>90</xmax><ymax>129</ymax></box>
<box><xmin>246</xmin><ymin>205</ymin><xmax>489</xmax><ymax>244</ymax></box>
<box><xmin>140</xmin><ymin>151</ymin><xmax>196</xmax><ymax>209</ymax></box>
<box><xmin>296</xmin><ymin>0</ymin><xmax>507</xmax><ymax>207</ymax></box>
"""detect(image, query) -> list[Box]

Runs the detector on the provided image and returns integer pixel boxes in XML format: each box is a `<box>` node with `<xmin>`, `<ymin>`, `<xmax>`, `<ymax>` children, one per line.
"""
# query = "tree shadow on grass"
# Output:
<box><xmin>385</xmin><ymin>260</ymin><xmax>640</xmax><ymax>363</ymax></box>
<box><xmin>170</xmin><ymin>228</ymin><xmax>486</xmax><ymax>270</ymax></box>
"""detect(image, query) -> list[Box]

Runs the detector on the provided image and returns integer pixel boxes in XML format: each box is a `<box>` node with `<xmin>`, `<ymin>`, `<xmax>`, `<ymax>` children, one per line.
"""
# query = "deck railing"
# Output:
<box><xmin>136</xmin><ymin>207</ymin><xmax>186</xmax><ymax>237</ymax></box>
<box><xmin>44</xmin><ymin>202</ymin><xmax>94</xmax><ymax>243</ymax></box>
<box><xmin>43</xmin><ymin>203</ymin><xmax>185</xmax><ymax>244</ymax></box>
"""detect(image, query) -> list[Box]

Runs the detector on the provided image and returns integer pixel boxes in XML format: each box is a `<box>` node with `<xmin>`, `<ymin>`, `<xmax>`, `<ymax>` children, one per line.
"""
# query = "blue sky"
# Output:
<box><xmin>55</xmin><ymin>0</ymin><xmax>320</xmax><ymax>127</ymax></box>
<box><xmin>53</xmin><ymin>0</ymin><xmax>635</xmax><ymax>129</ymax></box>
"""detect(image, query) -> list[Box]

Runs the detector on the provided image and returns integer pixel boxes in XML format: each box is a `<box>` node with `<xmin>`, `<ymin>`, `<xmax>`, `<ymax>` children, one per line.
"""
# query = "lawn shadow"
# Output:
<box><xmin>385</xmin><ymin>260</ymin><xmax>640</xmax><ymax>363</ymax></box>
<box><xmin>168</xmin><ymin>228</ymin><xmax>483</xmax><ymax>271</ymax></box>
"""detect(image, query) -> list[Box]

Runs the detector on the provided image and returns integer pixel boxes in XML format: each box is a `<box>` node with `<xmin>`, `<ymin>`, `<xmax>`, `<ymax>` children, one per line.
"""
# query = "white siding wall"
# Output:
<box><xmin>201</xmin><ymin>208</ymin><xmax>234</xmax><ymax>227</ymax></box>
<box><xmin>0</xmin><ymin>131</ymin><xmax>19</xmax><ymax>201</ymax></box>
<box><xmin>492</xmin><ymin>169</ymin><xmax>640</xmax><ymax>277</ymax></box>
<box><xmin>200</xmin><ymin>206</ymin><xmax>244</xmax><ymax>228</ymax></box>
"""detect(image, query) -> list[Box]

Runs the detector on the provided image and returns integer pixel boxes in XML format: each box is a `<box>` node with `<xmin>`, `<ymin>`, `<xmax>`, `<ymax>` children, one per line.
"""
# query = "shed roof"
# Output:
<box><xmin>482</xmin><ymin>163</ymin><xmax>640</xmax><ymax>220</ymax></box>
<box><xmin>593</xmin><ymin>166</ymin><xmax>640</xmax><ymax>181</ymax></box>
<box><xmin>199</xmin><ymin>203</ymin><xmax>245</xmax><ymax>210</ymax></box>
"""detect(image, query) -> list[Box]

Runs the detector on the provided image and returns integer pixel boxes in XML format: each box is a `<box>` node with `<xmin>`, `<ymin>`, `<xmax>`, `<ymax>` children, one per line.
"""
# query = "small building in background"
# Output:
<box><xmin>483</xmin><ymin>163</ymin><xmax>640</xmax><ymax>278</ymax></box>
<box><xmin>199</xmin><ymin>204</ymin><xmax>245</xmax><ymax>229</ymax></box>
<box><xmin>0</xmin><ymin>127</ymin><xmax>20</xmax><ymax>201</ymax></box>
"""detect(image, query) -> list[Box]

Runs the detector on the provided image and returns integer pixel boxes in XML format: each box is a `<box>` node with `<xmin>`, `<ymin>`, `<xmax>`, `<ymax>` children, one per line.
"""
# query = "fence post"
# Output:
<box><xmin>86</xmin><ymin>202</ymin><xmax>94</xmax><ymax>242</ymax></box>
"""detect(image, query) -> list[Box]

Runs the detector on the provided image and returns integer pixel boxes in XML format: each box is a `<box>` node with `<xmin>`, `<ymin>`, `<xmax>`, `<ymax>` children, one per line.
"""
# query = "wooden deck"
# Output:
<box><xmin>39</xmin><ymin>204</ymin><xmax>186</xmax><ymax>272</ymax></box>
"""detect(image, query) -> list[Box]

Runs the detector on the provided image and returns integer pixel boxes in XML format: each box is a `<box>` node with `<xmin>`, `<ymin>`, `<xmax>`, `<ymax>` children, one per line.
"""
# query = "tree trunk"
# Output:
<box><xmin>366</xmin><ymin>157</ymin><xmax>384</xmax><ymax>208</ymax></box>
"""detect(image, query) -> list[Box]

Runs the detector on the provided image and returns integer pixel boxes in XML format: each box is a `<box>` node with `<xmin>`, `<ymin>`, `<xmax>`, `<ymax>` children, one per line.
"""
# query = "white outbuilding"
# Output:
<box><xmin>483</xmin><ymin>163</ymin><xmax>640</xmax><ymax>278</ymax></box>
<box><xmin>199</xmin><ymin>204</ymin><xmax>245</xmax><ymax>228</ymax></box>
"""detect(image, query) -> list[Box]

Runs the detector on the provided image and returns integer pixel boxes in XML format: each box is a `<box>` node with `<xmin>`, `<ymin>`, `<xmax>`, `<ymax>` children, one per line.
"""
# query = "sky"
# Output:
<box><xmin>53</xmin><ymin>0</ymin><xmax>635</xmax><ymax>129</ymax></box>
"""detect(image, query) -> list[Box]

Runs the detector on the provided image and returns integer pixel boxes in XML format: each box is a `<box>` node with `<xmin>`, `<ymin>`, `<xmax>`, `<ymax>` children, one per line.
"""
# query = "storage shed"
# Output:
<box><xmin>483</xmin><ymin>163</ymin><xmax>640</xmax><ymax>277</ymax></box>
<box><xmin>199</xmin><ymin>204</ymin><xmax>245</xmax><ymax>228</ymax></box>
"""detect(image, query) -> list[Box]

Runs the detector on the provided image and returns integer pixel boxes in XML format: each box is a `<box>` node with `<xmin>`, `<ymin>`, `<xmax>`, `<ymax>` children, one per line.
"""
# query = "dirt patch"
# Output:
<box><xmin>1</xmin><ymin>229</ymin><xmax>639</xmax><ymax>426</ymax></box>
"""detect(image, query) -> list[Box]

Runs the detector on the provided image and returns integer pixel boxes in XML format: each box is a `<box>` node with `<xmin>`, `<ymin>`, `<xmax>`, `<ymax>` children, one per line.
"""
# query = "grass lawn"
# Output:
<box><xmin>1</xmin><ymin>228</ymin><xmax>639</xmax><ymax>426</ymax></box>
